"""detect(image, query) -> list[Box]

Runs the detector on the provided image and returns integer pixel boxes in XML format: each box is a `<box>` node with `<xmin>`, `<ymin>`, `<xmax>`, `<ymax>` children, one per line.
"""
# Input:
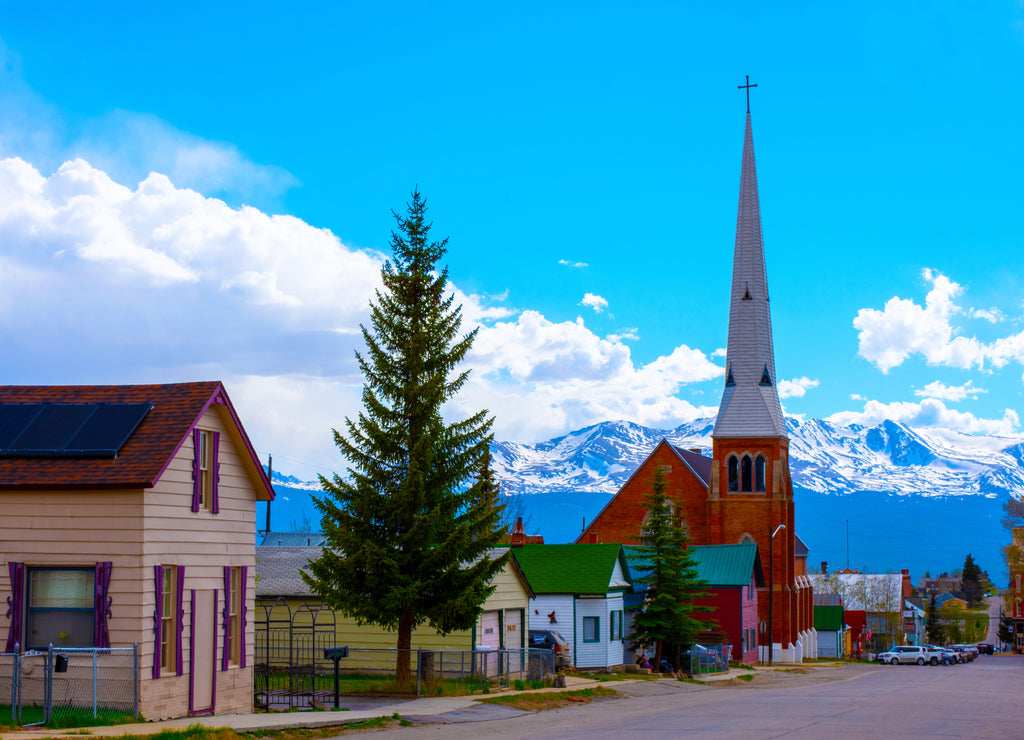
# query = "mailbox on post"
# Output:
<box><xmin>324</xmin><ymin>646</ymin><xmax>349</xmax><ymax>708</ymax></box>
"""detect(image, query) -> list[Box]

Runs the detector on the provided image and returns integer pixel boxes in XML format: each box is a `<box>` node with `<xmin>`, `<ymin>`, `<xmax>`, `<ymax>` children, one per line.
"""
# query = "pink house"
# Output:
<box><xmin>0</xmin><ymin>382</ymin><xmax>273</xmax><ymax>719</ymax></box>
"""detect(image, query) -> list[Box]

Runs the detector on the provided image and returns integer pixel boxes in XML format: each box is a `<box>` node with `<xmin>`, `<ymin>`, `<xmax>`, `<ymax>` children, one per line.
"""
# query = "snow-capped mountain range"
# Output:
<box><xmin>261</xmin><ymin>416</ymin><xmax>1021</xmax><ymax>581</ymax></box>
<box><xmin>490</xmin><ymin>416</ymin><xmax>1024</xmax><ymax>500</ymax></box>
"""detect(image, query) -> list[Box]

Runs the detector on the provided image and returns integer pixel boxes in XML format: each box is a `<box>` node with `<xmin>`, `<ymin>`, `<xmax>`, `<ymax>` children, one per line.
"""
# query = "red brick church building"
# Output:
<box><xmin>578</xmin><ymin>99</ymin><xmax>816</xmax><ymax>662</ymax></box>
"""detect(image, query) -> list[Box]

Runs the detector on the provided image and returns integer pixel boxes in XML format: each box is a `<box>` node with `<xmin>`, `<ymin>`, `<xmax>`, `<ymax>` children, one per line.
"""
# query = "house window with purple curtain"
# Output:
<box><xmin>192</xmin><ymin>429</ymin><xmax>221</xmax><ymax>513</ymax></box>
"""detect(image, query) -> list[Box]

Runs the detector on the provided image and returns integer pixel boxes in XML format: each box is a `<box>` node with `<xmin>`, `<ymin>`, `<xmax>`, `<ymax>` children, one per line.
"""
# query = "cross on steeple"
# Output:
<box><xmin>738</xmin><ymin>75</ymin><xmax>757</xmax><ymax>112</ymax></box>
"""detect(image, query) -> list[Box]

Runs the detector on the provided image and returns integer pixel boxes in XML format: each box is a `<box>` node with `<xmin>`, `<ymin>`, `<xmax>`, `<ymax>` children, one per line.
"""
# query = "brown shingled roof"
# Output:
<box><xmin>0</xmin><ymin>382</ymin><xmax>272</xmax><ymax>495</ymax></box>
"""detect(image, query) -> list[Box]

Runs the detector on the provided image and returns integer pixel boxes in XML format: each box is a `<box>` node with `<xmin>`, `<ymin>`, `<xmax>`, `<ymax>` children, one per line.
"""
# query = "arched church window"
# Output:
<box><xmin>739</xmin><ymin>533</ymin><xmax>755</xmax><ymax>544</ymax></box>
<box><xmin>754</xmin><ymin>455</ymin><xmax>766</xmax><ymax>492</ymax></box>
<box><xmin>727</xmin><ymin>456</ymin><xmax>739</xmax><ymax>492</ymax></box>
<box><xmin>740</xmin><ymin>455</ymin><xmax>753</xmax><ymax>492</ymax></box>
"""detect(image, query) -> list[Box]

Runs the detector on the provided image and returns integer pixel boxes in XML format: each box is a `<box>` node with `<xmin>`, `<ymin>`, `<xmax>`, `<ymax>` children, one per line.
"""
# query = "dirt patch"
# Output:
<box><xmin>476</xmin><ymin>686</ymin><xmax>620</xmax><ymax>712</ymax></box>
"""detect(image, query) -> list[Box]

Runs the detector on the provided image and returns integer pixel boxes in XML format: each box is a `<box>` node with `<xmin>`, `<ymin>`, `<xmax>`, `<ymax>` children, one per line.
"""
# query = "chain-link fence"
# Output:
<box><xmin>688</xmin><ymin>643</ymin><xmax>731</xmax><ymax>676</ymax></box>
<box><xmin>255</xmin><ymin>646</ymin><xmax>557</xmax><ymax>709</ymax></box>
<box><xmin>2</xmin><ymin>644</ymin><xmax>138</xmax><ymax>728</ymax></box>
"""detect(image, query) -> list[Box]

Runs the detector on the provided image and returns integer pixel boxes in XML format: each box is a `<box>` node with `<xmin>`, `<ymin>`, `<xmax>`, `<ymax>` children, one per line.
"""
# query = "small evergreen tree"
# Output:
<box><xmin>925</xmin><ymin>592</ymin><xmax>944</xmax><ymax>644</ymax></box>
<box><xmin>960</xmin><ymin>553</ymin><xmax>983</xmax><ymax>608</ymax></box>
<box><xmin>303</xmin><ymin>190</ymin><xmax>506</xmax><ymax>685</ymax></box>
<box><xmin>628</xmin><ymin>465</ymin><xmax>712</xmax><ymax>672</ymax></box>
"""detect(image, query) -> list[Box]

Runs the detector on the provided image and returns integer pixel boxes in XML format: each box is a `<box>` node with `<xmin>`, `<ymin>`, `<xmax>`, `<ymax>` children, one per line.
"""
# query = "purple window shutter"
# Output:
<box><xmin>221</xmin><ymin>566</ymin><xmax>231</xmax><ymax>671</ymax></box>
<box><xmin>176</xmin><ymin>565</ymin><xmax>185</xmax><ymax>676</ymax></box>
<box><xmin>211</xmin><ymin>431</ymin><xmax>221</xmax><ymax>514</ymax></box>
<box><xmin>191</xmin><ymin>428</ymin><xmax>202</xmax><ymax>512</ymax></box>
<box><xmin>94</xmin><ymin>562</ymin><xmax>112</xmax><ymax>649</ymax></box>
<box><xmin>5</xmin><ymin>562</ymin><xmax>25</xmax><ymax>652</ymax></box>
<box><xmin>152</xmin><ymin>564</ymin><xmax>163</xmax><ymax>679</ymax></box>
<box><xmin>240</xmin><ymin>565</ymin><xmax>248</xmax><ymax>668</ymax></box>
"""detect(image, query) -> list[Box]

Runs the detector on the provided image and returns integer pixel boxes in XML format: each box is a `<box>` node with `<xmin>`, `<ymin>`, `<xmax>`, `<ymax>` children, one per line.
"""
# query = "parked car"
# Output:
<box><xmin>922</xmin><ymin>645</ymin><xmax>944</xmax><ymax>665</ymax></box>
<box><xmin>936</xmin><ymin>646</ymin><xmax>960</xmax><ymax>665</ymax></box>
<box><xmin>529</xmin><ymin>629</ymin><xmax>572</xmax><ymax>667</ymax></box>
<box><xmin>951</xmin><ymin>644</ymin><xmax>978</xmax><ymax>661</ymax></box>
<box><xmin>946</xmin><ymin>645</ymin><xmax>971</xmax><ymax>663</ymax></box>
<box><xmin>976</xmin><ymin>643</ymin><xmax>994</xmax><ymax>655</ymax></box>
<box><xmin>877</xmin><ymin>645</ymin><xmax>929</xmax><ymax>665</ymax></box>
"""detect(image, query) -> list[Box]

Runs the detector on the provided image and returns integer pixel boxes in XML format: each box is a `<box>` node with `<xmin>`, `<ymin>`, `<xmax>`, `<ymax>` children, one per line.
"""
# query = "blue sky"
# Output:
<box><xmin>2</xmin><ymin>2</ymin><xmax>1024</xmax><ymax>479</ymax></box>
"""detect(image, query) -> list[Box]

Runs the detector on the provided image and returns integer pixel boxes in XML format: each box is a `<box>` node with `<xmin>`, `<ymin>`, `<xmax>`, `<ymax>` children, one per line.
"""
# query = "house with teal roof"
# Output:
<box><xmin>511</xmin><ymin>544</ymin><xmax>631</xmax><ymax>670</ymax></box>
<box><xmin>625</xmin><ymin>542</ymin><xmax>764</xmax><ymax>665</ymax></box>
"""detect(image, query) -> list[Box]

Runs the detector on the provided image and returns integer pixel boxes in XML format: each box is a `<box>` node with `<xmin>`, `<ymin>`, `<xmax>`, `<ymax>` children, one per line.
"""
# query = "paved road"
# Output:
<box><xmin>364</xmin><ymin>656</ymin><xmax>1024</xmax><ymax>739</ymax></box>
<box><xmin>984</xmin><ymin>595</ymin><xmax>1001</xmax><ymax>645</ymax></box>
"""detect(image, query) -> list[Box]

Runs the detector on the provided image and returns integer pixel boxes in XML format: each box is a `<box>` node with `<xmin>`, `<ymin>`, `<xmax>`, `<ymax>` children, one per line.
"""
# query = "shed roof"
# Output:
<box><xmin>256</xmin><ymin>545</ymin><xmax>320</xmax><ymax>598</ymax></box>
<box><xmin>814</xmin><ymin>604</ymin><xmax>845</xmax><ymax>631</ymax></box>
<box><xmin>512</xmin><ymin>544</ymin><xmax>628</xmax><ymax>595</ymax></box>
<box><xmin>624</xmin><ymin>543</ymin><xmax>764</xmax><ymax>588</ymax></box>
<box><xmin>689</xmin><ymin>543</ymin><xmax>764</xmax><ymax>587</ymax></box>
<box><xmin>0</xmin><ymin>382</ymin><xmax>273</xmax><ymax>496</ymax></box>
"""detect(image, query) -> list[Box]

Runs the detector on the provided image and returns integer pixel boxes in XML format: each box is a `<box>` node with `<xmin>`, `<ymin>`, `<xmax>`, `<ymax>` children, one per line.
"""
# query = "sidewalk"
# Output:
<box><xmin>1</xmin><ymin>668</ymin><xmax>810</xmax><ymax>739</ymax></box>
<box><xmin>0</xmin><ymin>676</ymin><xmax>611</xmax><ymax>740</ymax></box>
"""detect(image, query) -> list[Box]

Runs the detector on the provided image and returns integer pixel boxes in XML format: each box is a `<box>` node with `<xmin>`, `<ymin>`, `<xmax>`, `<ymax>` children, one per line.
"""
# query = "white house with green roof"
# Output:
<box><xmin>511</xmin><ymin>544</ymin><xmax>631</xmax><ymax>670</ymax></box>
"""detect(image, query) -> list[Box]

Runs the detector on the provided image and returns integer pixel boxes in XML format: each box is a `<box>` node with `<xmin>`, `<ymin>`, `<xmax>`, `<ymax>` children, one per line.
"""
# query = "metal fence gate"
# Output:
<box><xmin>1</xmin><ymin>644</ymin><xmax>139</xmax><ymax>727</ymax></box>
<box><xmin>254</xmin><ymin>599</ymin><xmax>337</xmax><ymax>710</ymax></box>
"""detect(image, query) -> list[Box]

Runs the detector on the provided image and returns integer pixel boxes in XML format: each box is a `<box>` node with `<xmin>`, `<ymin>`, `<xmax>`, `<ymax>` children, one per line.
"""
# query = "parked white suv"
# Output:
<box><xmin>877</xmin><ymin>645</ymin><xmax>929</xmax><ymax>665</ymax></box>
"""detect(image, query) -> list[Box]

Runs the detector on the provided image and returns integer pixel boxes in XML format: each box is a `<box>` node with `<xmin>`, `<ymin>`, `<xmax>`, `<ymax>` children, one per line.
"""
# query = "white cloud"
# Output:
<box><xmin>580</xmin><ymin>293</ymin><xmax>608</xmax><ymax>313</ymax></box>
<box><xmin>826</xmin><ymin>398</ymin><xmax>1019</xmax><ymax>436</ymax></box>
<box><xmin>969</xmin><ymin>307</ymin><xmax>1003</xmax><ymax>323</ymax></box>
<box><xmin>0</xmin><ymin>47</ymin><xmax>294</xmax><ymax>210</ymax></box>
<box><xmin>607</xmin><ymin>328</ymin><xmax>639</xmax><ymax>343</ymax></box>
<box><xmin>853</xmin><ymin>268</ymin><xmax>1024</xmax><ymax>376</ymax></box>
<box><xmin>853</xmin><ymin>268</ymin><xmax>986</xmax><ymax>373</ymax></box>
<box><xmin>464</xmin><ymin>311</ymin><xmax>722</xmax><ymax>441</ymax></box>
<box><xmin>558</xmin><ymin>259</ymin><xmax>588</xmax><ymax>268</ymax></box>
<box><xmin>0</xmin><ymin>153</ymin><xmax>726</xmax><ymax>460</ymax></box>
<box><xmin>778</xmin><ymin>376</ymin><xmax>820</xmax><ymax>399</ymax></box>
<box><xmin>850</xmin><ymin>393</ymin><xmax>866</xmax><ymax>401</ymax></box>
<box><xmin>914</xmin><ymin>380</ymin><xmax>986</xmax><ymax>402</ymax></box>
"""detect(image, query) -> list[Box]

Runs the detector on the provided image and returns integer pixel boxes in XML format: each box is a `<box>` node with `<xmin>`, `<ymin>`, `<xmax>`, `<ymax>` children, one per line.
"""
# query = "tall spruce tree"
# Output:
<box><xmin>303</xmin><ymin>190</ymin><xmax>506</xmax><ymax>685</ymax></box>
<box><xmin>925</xmin><ymin>592</ymin><xmax>944</xmax><ymax>644</ymax></box>
<box><xmin>961</xmin><ymin>553</ymin><xmax>983</xmax><ymax>608</ymax></box>
<box><xmin>628</xmin><ymin>465</ymin><xmax>712</xmax><ymax>672</ymax></box>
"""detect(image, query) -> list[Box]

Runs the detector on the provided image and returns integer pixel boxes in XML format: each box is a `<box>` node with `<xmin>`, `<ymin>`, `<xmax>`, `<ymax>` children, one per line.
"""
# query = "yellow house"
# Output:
<box><xmin>0</xmin><ymin>383</ymin><xmax>274</xmax><ymax>720</ymax></box>
<box><xmin>254</xmin><ymin>541</ymin><xmax>533</xmax><ymax>658</ymax></box>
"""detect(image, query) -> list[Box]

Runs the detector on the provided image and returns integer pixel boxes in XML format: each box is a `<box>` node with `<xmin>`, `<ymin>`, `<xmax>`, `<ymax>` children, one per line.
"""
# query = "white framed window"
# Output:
<box><xmin>160</xmin><ymin>566</ymin><xmax>178</xmax><ymax>673</ymax></box>
<box><xmin>198</xmin><ymin>430</ymin><xmax>212</xmax><ymax>510</ymax></box>
<box><xmin>26</xmin><ymin>568</ymin><xmax>93</xmax><ymax>649</ymax></box>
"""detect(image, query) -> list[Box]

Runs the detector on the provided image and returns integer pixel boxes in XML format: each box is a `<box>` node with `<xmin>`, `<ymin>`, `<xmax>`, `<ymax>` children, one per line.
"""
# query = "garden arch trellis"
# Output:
<box><xmin>254</xmin><ymin>598</ymin><xmax>336</xmax><ymax>709</ymax></box>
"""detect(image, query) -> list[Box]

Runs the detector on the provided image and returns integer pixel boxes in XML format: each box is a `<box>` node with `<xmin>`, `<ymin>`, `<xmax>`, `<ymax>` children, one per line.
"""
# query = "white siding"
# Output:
<box><xmin>528</xmin><ymin>595</ymin><xmax>574</xmax><ymax>662</ymax></box>
<box><xmin>574</xmin><ymin>597</ymin><xmax>607</xmax><ymax>668</ymax></box>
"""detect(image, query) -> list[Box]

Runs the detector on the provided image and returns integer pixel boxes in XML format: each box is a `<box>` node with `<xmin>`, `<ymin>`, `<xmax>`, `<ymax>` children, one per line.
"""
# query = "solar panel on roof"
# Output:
<box><xmin>0</xmin><ymin>404</ymin><xmax>43</xmax><ymax>448</ymax></box>
<box><xmin>0</xmin><ymin>402</ymin><xmax>152</xmax><ymax>458</ymax></box>
<box><xmin>10</xmin><ymin>404</ymin><xmax>95</xmax><ymax>451</ymax></box>
<box><xmin>67</xmin><ymin>403</ymin><xmax>152</xmax><ymax>455</ymax></box>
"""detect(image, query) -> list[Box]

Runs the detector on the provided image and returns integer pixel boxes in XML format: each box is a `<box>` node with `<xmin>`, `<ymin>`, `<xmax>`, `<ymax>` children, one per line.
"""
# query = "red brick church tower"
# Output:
<box><xmin>708</xmin><ymin>100</ymin><xmax>803</xmax><ymax>662</ymax></box>
<box><xmin>579</xmin><ymin>89</ymin><xmax>815</xmax><ymax>662</ymax></box>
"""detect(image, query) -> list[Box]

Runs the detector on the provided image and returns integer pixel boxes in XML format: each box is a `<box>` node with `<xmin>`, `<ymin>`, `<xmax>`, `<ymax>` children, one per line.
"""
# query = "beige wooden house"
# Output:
<box><xmin>255</xmin><ymin>542</ymin><xmax>534</xmax><ymax>660</ymax></box>
<box><xmin>0</xmin><ymin>382</ymin><xmax>274</xmax><ymax>720</ymax></box>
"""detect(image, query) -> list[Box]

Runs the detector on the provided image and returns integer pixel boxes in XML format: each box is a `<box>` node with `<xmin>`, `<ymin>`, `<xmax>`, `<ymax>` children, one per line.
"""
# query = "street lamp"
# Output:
<box><xmin>768</xmin><ymin>523</ymin><xmax>786</xmax><ymax>666</ymax></box>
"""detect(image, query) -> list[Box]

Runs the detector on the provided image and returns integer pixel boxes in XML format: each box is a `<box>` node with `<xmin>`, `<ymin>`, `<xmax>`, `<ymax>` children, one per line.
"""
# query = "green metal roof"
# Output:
<box><xmin>624</xmin><ymin>543</ymin><xmax>763</xmax><ymax>588</ymax></box>
<box><xmin>814</xmin><ymin>605</ymin><xmax>845</xmax><ymax>632</ymax></box>
<box><xmin>511</xmin><ymin>544</ymin><xmax>628</xmax><ymax>595</ymax></box>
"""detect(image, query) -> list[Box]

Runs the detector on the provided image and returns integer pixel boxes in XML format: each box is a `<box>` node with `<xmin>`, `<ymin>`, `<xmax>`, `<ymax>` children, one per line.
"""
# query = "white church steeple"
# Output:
<box><xmin>712</xmin><ymin>104</ymin><xmax>787</xmax><ymax>440</ymax></box>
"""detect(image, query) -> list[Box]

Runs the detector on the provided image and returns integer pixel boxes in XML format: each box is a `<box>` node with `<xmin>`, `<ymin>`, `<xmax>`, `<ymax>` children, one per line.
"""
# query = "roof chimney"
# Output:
<box><xmin>511</xmin><ymin>516</ymin><xmax>526</xmax><ymax>547</ymax></box>
<box><xmin>688</xmin><ymin>448</ymin><xmax>702</xmax><ymax>455</ymax></box>
<box><xmin>821</xmin><ymin>561</ymin><xmax>828</xmax><ymax>574</ymax></box>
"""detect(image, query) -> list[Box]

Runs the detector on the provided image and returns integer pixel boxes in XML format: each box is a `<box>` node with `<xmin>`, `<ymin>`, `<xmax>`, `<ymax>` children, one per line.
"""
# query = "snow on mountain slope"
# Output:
<box><xmin>491</xmin><ymin>417</ymin><xmax>1024</xmax><ymax>500</ymax></box>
